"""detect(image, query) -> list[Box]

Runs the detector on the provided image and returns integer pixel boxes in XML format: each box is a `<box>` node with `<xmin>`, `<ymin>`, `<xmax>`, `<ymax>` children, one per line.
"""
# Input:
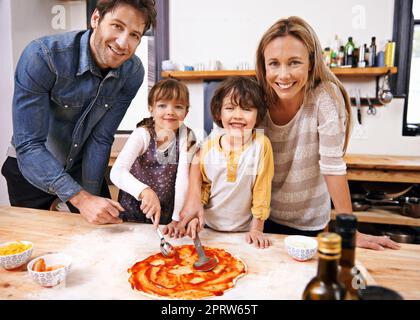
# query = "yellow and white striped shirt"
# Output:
<box><xmin>200</xmin><ymin>131</ymin><xmax>274</xmax><ymax>232</ymax></box>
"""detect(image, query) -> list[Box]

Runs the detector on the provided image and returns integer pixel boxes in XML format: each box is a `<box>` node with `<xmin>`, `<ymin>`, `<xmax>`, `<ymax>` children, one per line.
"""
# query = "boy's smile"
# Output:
<box><xmin>220</xmin><ymin>94</ymin><xmax>257</xmax><ymax>142</ymax></box>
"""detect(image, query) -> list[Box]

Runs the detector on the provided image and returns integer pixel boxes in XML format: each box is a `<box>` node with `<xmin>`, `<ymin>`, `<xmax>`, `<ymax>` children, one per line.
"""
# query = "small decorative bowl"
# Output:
<box><xmin>284</xmin><ymin>235</ymin><xmax>318</xmax><ymax>262</ymax></box>
<box><xmin>27</xmin><ymin>253</ymin><xmax>72</xmax><ymax>287</ymax></box>
<box><xmin>0</xmin><ymin>241</ymin><xmax>34</xmax><ymax>270</ymax></box>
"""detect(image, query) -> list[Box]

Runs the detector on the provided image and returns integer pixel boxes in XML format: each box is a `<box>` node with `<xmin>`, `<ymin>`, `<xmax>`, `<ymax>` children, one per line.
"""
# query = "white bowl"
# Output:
<box><xmin>284</xmin><ymin>235</ymin><xmax>318</xmax><ymax>262</ymax></box>
<box><xmin>0</xmin><ymin>241</ymin><xmax>34</xmax><ymax>270</ymax></box>
<box><xmin>27</xmin><ymin>253</ymin><xmax>72</xmax><ymax>287</ymax></box>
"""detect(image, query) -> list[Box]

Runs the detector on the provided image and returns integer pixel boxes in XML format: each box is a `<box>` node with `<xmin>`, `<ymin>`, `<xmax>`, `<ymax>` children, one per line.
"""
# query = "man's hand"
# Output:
<box><xmin>245</xmin><ymin>230</ymin><xmax>271</xmax><ymax>249</ymax></box>
<box><xmin>356</xmin><ymin>231</ymin><xmax>401</xmax><ymax>250</ymax></box>
<box><xmin>69</xmin><ymin>190</ymin><xmax>123</xmax><ymax>224</ymax></box>
<box><xmin>139</xmin><ymin>188</ymin><xmax>161</xmax><ymax>228</ymax></box>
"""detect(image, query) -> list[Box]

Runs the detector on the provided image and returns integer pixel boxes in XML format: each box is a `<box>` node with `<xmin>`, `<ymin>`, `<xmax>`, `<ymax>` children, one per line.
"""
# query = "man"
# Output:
<box><xmin>1</xmin><ymin>0</ymin><xmax>156</xmax><ymax>224</ymax></box>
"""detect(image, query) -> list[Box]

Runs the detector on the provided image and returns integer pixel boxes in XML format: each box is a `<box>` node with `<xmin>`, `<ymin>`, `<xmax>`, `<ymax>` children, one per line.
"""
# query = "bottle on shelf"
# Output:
<box><xmin>369</xmin><ymin>36</ymin><xmax>377</xmax><ymax>67</ymax></box>
<box><xmin>336</xmin><ymin>214</ymin><xmax>366</xmax><ymax>300</ymax></box>
<box><xmin>344</xmin><ymin>37</ymin><xmax>355</xmax><ymax>67</ymax></box>
<box><xmin>358</xmin><ymin>45</ymin><xmax>366</xmax><ymax>68</ymax></box>
<box><xmin>323</xmin><ymin>47</ymin><xmax>331</xmax><ymax>67</ymax></box>
<box><xmin>364</xmin><ymin>44</ymin><xmax>370</xmax><ymax>66</ymax></box>
<box><xmin>337</xmin><ymin>46</ymin><xmax>345</xmax><ymax>67</ymax></box>
<box><xmin>302</xmin><ymin>232</ymin><xmax>346</xmax><ymax>300</ymax></box>
<box><xmin>385</xmin><ymin>40</ymin><xmax>396</xmax><ymax>67</ymax></box>
<box><xmin>331</xmin><ymin>34</ymin><xmax>340</xmax><ymax>68</ymax></box>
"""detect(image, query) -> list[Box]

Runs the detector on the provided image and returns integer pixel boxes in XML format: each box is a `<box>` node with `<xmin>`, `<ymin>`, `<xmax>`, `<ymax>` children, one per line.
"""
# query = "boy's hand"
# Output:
<box><xmin>162</xmin><ymin>220</ymin><xmax>178</xmax><ymax>238</ymax></box>
<box><xmin>139</xmin><ymin>188</ymin><xmax>161</xmax><ymax>228</ymax></box>
<box><xmin>246</xmin><ymin>230</ymin><xmax>271</xmax><ymax>249</ymax></box>
<box><xmin>185</xmin><ymin>218</ymin><xmax>202</xmax><ymax>239</ymax></box>
<box><xmin>177</xmin><ymin>202</ymin><xmax>204</xmax><ymax>237</ymax></box>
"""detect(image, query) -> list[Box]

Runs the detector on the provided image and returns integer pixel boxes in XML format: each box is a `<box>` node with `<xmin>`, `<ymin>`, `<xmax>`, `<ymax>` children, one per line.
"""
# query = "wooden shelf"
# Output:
<box><xmin>330</xmin><ymin>66</ymin><xmax>397</xmax><ymax>76</ymax></box>
<box><xmin>161</xmin><ymin>70</ymin><xmax>255</xmax><ymax>80</ymax></box>
<box><xmin>162</xmin><ymin>67</ymin><xmax>397</xmax><ymax>80</ymax></box>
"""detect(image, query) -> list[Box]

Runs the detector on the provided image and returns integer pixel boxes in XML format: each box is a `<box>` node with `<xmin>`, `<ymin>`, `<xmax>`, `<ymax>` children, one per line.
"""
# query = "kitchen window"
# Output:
<box><xmin>395</xmin><ymin>0</ymin><xmax>420</xmax><ymax>136</ymax></box>
<box><xmin>406</xmin><ymin>3</ymin><xmax>420</xmax><ymax>132</ymax></box>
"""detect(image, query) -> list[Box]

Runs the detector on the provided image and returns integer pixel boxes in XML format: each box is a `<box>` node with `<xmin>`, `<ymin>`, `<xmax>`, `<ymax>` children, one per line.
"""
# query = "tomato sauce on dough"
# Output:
<box><xmin>128</xmin><ymin>245</ymin><xmax>246</xmax><ymax>299</ymax></box>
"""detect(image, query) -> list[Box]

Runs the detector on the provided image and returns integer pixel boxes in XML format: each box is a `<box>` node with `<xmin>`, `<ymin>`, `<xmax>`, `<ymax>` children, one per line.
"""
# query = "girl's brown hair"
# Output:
<box><xmin>137</xmin><ymin>78</ymin><xmax>190</xmax><ymax>130</ymax></box>
<box><xmin>210</xmin><ymin>76</ymin><xmax>267</xmax><ymax>128</ymax></box>
<box><xmin>255</xmin><ymin>16</ymin><xmax>352</xmax><ymax>151</ymax></box>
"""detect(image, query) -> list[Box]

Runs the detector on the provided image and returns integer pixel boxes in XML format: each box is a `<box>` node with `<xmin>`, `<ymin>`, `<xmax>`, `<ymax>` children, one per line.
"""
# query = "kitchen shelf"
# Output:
<box><xmin>330</xmin><ymin>66</ymin><xmax>397</xmax><ymax>76</ymax></box>
<box><xmin>161</xmin><ymin>67</ymin><xmax>397</xmax><ymax>80</ymax></box>
<box><xmin>161</xmin><ymin>70</ymin><xmax>255</xmax><ymax>80</ymax></box>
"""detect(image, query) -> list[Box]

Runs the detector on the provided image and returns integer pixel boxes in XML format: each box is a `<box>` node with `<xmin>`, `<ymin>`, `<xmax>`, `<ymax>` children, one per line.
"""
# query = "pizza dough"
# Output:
<box><xmin>128</xmin><ymin>245</ymin><xmax>246</xmax><ymax>299</ymax></box>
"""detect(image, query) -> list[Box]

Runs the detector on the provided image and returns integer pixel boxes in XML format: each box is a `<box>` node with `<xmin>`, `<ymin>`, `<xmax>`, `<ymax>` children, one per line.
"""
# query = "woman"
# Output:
<box><xmin>179</xmin><ymin>16</ymin><xmax>399</xmax><ymax>251</ymax></box>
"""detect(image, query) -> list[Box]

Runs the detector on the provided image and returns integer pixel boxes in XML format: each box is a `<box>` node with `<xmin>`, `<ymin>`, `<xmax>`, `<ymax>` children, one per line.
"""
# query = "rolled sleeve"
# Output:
<box><xmin>317</xmin><ymin>84</ymin><xmax>348</xmax><ymax>176</ymax></box>
<box><xmin>13</xmin><ymin>41</ymin><xmax>82</xmax><ymax>201</ymax></box>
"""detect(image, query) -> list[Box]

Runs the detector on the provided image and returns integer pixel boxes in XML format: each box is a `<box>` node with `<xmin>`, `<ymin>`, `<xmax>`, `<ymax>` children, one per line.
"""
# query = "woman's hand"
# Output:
<box><xmin>139</xmin><ymin>188</ymin><xmax>161</xmax><ymax>228</ymax></box>
<box><xmin>356</xmin><ymin>231</ymin><xmax>401</xmax><ymax>250</ymax></box>
<box><xmin>245</xmin><ymin>229</ymin><xmax>271</xmax><ymax>249</ymax></box>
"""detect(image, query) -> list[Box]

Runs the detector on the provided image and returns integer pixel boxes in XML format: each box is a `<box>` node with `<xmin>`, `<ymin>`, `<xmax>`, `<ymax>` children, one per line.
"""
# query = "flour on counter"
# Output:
<box><xmin>25</xmin><ymin>225</ymin><xmax>319</xmax><ymax>300</ymax></box>
<box><xmin>26</xmin><ymin>224</ymin><xmax>191</xmax><ymax>300</ymax></box>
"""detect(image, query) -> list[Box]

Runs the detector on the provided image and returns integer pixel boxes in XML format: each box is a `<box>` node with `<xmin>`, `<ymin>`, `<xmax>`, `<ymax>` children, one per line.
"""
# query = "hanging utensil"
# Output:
<box><xmin>355</xmin><ymin>89</ymin><xmax>362</xmax><ymax>125</ymax></box>
<box><xmin>378</xmin><ymin>74</ymin><xmax>393</xmax><ymax>105</ymax></box>
<box><xmin>366</xmin><ymin>97</ymin><xmax>376</xmax><ymax>115</ymax></box>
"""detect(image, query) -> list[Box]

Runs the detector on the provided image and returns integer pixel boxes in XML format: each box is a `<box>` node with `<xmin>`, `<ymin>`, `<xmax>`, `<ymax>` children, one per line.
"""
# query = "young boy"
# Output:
<box><xmin>180</xmin><ymin>76</ymin><xmax>274</xmax><ymax>249</ymax></box>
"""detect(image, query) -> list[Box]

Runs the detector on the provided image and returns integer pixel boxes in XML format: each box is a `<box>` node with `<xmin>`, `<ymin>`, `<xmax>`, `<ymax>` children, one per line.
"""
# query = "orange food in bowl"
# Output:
<box><xmin>32</xmin><ymin>258</ymin><xmax>65</xmax><ymax>272</ymax></box>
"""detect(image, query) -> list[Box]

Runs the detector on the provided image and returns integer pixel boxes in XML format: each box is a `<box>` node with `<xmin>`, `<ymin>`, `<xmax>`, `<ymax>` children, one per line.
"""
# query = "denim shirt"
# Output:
<box><xmin>11</xmin><ymin>29</ymin><xmax>144</xmax><ymax>202</ymax></box>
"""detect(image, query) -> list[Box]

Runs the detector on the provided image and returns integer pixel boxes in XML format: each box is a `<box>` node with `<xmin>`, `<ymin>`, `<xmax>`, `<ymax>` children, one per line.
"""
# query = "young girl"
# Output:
<box><xmin>110</xmin><ymin>79</ymin><xmax>196</xmax><ymax>233</ymax></box>
<box><xmin>180</xmin><ymin>76</ymin><xmax>274</xmax><ymax>249</ymax></box>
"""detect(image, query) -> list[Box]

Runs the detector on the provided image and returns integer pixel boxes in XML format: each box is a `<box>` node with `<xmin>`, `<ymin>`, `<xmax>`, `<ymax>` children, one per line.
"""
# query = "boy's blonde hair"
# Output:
<box><xmin>255</xmin><ymin>16</ymin><xmax>351</xmax><ymax>151</ymax></box>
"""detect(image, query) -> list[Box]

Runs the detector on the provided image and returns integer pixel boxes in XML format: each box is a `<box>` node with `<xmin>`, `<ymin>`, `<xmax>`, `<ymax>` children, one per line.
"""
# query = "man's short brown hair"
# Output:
<box><xmin>210</xmin><ymin>76</ymin><xmax>267</xmax><ymax>128</ymax></box>
<box><xmin>95</xmin><ymin>0</ymin><xmax>157</xmax><ymax>32</ymax></box>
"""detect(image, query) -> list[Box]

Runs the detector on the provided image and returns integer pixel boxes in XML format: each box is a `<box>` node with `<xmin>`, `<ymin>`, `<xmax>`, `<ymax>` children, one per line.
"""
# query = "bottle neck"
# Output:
<box><xmin>340</xmin><ymin>232</ymin><xmax>356</xmax><ymax>268</ymax></box>
<box><xmin>317</xmin><ymin>255</ymin><xmax>340</xmax><ymax>282</ymax></box>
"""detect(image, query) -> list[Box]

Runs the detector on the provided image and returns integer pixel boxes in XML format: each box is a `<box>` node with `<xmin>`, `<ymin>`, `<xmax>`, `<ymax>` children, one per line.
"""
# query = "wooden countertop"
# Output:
<box><xmin>1</xmin><ymin>206</ymin><xmax>419</xmax><ymax>300</ymax></box>
<box><xmin>110</xmin><ymin>152</ymin><xmax>420</xmax><ymax>172</ymax></box>
<box><xmin>344</xmin><ymin>154</ymin><xmax>420</xmax><ymax>171</ymax></box>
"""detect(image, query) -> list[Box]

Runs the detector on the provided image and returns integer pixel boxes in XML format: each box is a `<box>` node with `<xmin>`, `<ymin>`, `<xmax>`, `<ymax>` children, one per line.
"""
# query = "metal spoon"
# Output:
<box><xmin>193</xmin><ymin>234</ymin><xmax>218</xmax><ymax>272</ymax></box>
<box><xmin>150</xmin><ymin>216</ymin><xmax>176</xmax><ymax>258</ymax></box>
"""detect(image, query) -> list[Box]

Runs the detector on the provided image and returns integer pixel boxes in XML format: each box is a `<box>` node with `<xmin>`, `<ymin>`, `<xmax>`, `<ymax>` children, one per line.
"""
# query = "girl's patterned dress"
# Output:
<box><xmin>118</xmin><ymin>128</ymin><xmax>180</xmax><ymax>224</ymax></box>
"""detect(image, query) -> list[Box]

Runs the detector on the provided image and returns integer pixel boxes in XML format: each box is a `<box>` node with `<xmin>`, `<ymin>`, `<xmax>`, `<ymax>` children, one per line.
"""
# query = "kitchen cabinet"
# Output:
<box><xmin>333</xmin><ymin>154</ymin><xmax>420</xmax><ymax>227</ymax></box>
<box><xmin>1</xmin><ymin>206</ymin><xmax>419</xmax><ymax>299</ymax></box>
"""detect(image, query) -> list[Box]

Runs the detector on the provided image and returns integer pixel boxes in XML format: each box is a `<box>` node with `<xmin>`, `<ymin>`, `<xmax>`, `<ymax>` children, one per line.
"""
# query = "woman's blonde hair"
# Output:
<box><xmin>255</xmin><ymin>16</ymin><xmax>351</xmax><ymax>151</ymax></box>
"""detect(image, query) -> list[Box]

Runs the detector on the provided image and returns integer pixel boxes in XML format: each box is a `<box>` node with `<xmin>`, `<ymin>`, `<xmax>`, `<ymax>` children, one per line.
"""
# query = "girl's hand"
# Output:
<box><xmin>356</xmin><ymin>231</ymin><xmax>401</xmax><ymax>250</ymax></box>
<box><xmin>245</xmin><ymin>230</ymin><xmax>271</xmax><ymax>249</ymax></box>
<box><xmin>162</xmin><ymin>220</ymin><xmax>178</xmax><ymax>238</ymax></box>
<box><xmin>139</xmin><ymin>188</ymin><xmax>161</xmax><ymax>228</ymax></box>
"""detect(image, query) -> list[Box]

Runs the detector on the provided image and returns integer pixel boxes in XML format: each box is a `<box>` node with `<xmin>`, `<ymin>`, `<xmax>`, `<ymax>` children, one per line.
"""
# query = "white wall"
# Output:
<box><xmin>0</xmin><ymin>0</ymin><xmax>86</xmax><ymax>205</ymax></box>
<box><xmin>0</xmin><ymin>0</ymin><xmax>14</xmax><ymax>206</ymax></box>
<box><xmin>169</xmin><ymin>0</ymin><xmax>420</xmax><ymax>156</ymax></box>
